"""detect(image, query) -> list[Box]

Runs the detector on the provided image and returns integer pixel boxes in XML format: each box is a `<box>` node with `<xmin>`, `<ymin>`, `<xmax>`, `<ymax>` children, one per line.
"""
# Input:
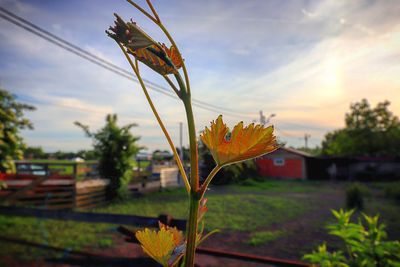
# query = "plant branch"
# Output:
<box><xmin>185</xmin><ymin>195</ymin><xmax>200</xmax><ymax>267</ymax></box>
<box><xmin>158</xmin><ymin>23</ymin><xmax>191</xmax><ymax>95</ymax></box>
<box><xmin>134</xmin><ymin>58</ymin><xmax>139</xmax><ymax>72</ymax></box>
<box><xmin>126</xmin><ymin>0</ymin><xmax>158</xmax><ymax>24</ymax></box>
<box><xmin>145</xmin><ymin>0</ymin><xmax>160</xmax><ymax>23</ymax></box>
<box><xmin>118</xmin><ymin>43</ymin><xmax>191</xmax><ymax>194</ymax></box>
<box><xmin>163</xmin><ymin>75</ymin><xmax>180</xmax><ymax>98</ymax></box>
<box><xmin>181</xmin><ymin>94</ymin><xmax>199</xmax><ymax>191</ymax></box>
<box><xmin>199</xmin><ymin>165</ymin><xmax>222</xmax><ymax>199</ymax></box>
<box><xmin>127</xmin><ymin>1</ymin><xmax>191</xmax><ymax>94</ymax></box>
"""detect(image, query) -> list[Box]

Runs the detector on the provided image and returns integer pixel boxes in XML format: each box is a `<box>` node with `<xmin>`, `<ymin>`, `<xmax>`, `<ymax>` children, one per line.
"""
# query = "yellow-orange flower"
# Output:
<box><xmin>200</xmin><ymin>115</ymin><xmax>277</xmax><ymax>166</ymax></box>
<box><xmin>158</xmin><ymin>222</ymin><xmax>184</xmax><ymax>247</ymax></box>
<box><xmin>135</xmin><ymin>224</ymin><xmax>185</xmax><ymax>267</ymax></box>
<box><xmin>135</xmin><ymin>228</ymin><xmax>175</xmax><ymax>266</ymax></box>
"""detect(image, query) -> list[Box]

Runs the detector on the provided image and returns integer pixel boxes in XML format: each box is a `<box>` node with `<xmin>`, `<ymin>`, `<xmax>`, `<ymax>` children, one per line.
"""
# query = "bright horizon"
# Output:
<box><xmin>1</xmin><ymin>0</ymin><xmax>399</xmax><ymax>153</ymax></box>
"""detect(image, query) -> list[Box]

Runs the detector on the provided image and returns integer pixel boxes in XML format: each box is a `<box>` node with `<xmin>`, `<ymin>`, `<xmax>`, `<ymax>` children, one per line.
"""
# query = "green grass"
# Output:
<box><xmin>247</xmin><ymin>230</ymin><xmax>285</xmax><ymax>246</ymax></box>
<box><xmin>98</xmin><ymin>188</ymin><xmax>308</xmax><ymax>231</ymax></box>
<box><xmin>0</xmin><ymin>215</ymin><xmax>112</xmax><ymax>261</ymax></box>
<box><xmin>226</xmin><ymin>179</ymin><xmax>327</xmax><ymax>193</ymax></box>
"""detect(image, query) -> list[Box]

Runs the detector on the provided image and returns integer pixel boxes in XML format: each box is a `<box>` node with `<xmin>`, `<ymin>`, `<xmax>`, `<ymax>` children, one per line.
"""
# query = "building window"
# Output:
<box><xmin>273</xmin><ymin>158</ymin><xmax>285</xmax><ymax>166</ymax></box>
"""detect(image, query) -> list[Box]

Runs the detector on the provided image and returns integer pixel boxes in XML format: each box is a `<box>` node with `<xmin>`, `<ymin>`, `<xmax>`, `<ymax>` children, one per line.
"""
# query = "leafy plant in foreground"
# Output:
<box><xmin>303</xmin><ymin>209</ymin><xmax>400</xmax><ymax>267</ymax></box>
<box><xmin>106</xmin><ymin>1</ymin><xmax>278</xmax><ymax>266</ymax></box>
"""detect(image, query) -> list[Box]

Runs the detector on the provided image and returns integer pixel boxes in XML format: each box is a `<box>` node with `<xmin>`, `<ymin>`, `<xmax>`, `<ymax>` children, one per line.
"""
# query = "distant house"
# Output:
<box><xmin>256</xmin><ymin>147</ymin><xmax>400</xmax><ymax>181</ymax></box>
<box><xmin>255</xmin><ymin>147</ymin><xmax>312</xmax><ymax>180</ymax></box>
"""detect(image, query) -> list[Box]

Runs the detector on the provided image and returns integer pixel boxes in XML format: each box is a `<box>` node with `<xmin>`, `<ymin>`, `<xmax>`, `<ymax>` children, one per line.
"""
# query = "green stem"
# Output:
<box><xmin>181</xmin><ymin>87</ymin><xmax>199</xmax><ymax>267</ymax></box>
<box><xmin>182</xmin><ymin>94</ymin><xmax>199</xmax><ymax>191</ymax></box>
<box><xmin>158</xmin><ymin>23</ymin><xmax>191</xmax><ymax>95</ymax></box>
<box><xmin>126</xmin><ymin>0</ymin><xmax>158</xmax><ymax>24</ymax></box>
<box><xmin>199</xmin><ymin>165</ymin><xmax>222</xmax><ymax>199</ymax></box>
<box><xmin>163</xmin><ymin>75</ymin><xmax>180</xmax><ymax>98</ymax></box>
<box><xmin>185</xmin><ymin>194</ymin><xmax>200</xmax><ymax>267</ymax></box>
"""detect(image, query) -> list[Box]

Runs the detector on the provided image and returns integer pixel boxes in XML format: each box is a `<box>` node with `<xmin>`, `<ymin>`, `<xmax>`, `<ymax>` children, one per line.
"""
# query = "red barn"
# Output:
<box><xmin>256</xmin><ymin>147</ymin><xmax>312</xmax><ymax>180</ymax></box>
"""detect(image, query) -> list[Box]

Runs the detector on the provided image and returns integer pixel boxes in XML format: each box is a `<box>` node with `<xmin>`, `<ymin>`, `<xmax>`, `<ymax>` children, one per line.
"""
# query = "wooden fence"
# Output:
<box><xmin>0</xmin><ymin>172</ymin><xmax>108</xmax><ymax>210</ymax></box>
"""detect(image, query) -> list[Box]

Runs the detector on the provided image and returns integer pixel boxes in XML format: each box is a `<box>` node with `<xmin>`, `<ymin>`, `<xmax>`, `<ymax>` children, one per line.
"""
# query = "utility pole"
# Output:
<box><xmin>304</xmin><ymin>133</ymin><xmax>311</xmax><ymax>149</ymax></box>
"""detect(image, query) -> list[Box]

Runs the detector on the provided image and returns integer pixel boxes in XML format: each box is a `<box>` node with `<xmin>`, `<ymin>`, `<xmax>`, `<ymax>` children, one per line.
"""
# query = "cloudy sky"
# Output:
<box><xmin>0</xmin><ymin>0</ymin><xmax>399</xmax><ymax>153</ymax></box>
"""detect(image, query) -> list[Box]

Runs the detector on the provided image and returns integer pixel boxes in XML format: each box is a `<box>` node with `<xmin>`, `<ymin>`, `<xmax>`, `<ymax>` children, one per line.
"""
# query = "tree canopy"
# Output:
<box><xmin>321</xmin><ymin>99</ymin><xmax>400</xmax><ymax>157</ymax></box>
<box><xmin>0</xmin><ymin>89</ymin><xmax>35</xmax><ymax>173</ymax></box>
<box><xmin>75</xmin><ymin>114</ymin><xmax>141</xmax><ymax>200</ymax></box>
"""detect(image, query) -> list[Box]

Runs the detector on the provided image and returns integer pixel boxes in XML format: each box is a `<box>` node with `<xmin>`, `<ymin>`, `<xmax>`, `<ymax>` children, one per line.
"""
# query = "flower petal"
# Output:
<box><xmin>158</xmin><ymin>222</ymin><xmax>185</xmax><ymax>246</ymax></box>
<box><xmin>135</xmin><ymin>227</ymin><xmax>176</xmax><ymax>266</ymax></box>
<box><xmin>131</xmin><ymin>44</ymin><xmax>180</xmax><ymax>75</ymax></box>
<box><xmin>200</xmin><ymin>115</ymin><xmax>278</xmax><ymax>166</ymax></box>
<box><xmin>162</xmin><ymin>44</ymin><xmax>183</xmax><ymax>70</ymax></box>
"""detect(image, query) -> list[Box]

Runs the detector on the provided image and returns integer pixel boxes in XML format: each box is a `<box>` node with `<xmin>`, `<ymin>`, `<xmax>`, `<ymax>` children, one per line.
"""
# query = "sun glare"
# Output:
<box><xmin>320</xmin><ymin>57</ymin><xmax>343</xmax><ymax>98</ymax></box>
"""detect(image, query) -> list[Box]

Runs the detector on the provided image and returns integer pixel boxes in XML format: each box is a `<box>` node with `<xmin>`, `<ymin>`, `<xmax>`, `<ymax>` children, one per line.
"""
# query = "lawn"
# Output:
<box><xmin>0</xmin><ymin>180</ymin><xmax>399</xmax><ymax>264</ymax></box>
<box><xmin>99</xmin><ymin>188</ymin><xmax>308</xmax><ymax>231</ymax></box>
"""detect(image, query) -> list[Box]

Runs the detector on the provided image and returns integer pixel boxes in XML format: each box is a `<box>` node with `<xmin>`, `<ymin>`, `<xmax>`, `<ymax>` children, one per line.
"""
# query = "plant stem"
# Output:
<box><xmin>118</xmin><ymin>44</ymin><xmax>191</xmax><ymax>194</ymax></box>
<box><xmin>157</xmin><ymin>23</ymin><xmax>191</xmax><ymax>95</ymax></box>
<box><xmin>182</xmin><ymin>94</ymin><xmax>199</xmax><ymax>191</ymax></box>
<box><xmin>126</xmin><ymin>0</ymin><xmax>158</xmax><ymax>24</ymax></box>
<box><xmin>163</xmin><ymin>75</ymin><xmax>180</xmax><ymax>98</ymax></box>
<box><xmin>145</xmin><ymin>0</ymin><xmax>160</xmax><ymax>23</ymax></box>
<box><xmin>185</xmin><ymin>194</ymin><xmax>200</xmax><ymax>267</ymax></box>
<box><xmin>181</xmin><ymin>88</ymin><xmax>199</xmax><ymax>267</ymax></box>
<box><xmin>127</xmin><ymin>1</ymin><xmax>191</xmax><ymax>94</ymax></box>
<box><xmin>199</xmin><ymin>165</ymin><xmax>222</xmax><ymax>199</ymax></box>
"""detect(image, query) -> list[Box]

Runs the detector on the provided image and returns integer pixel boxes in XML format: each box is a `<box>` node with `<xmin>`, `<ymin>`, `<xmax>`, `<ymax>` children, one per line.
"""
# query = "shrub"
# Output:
<box><xmin>304</xmin><ymin>209</ymin><xmax>400</xmax><ymax>267</ymax></box>
<box><xmin>345</xmin><ymin>183</ymin><xmax>369</xmax><ymax>210</ymax></box>
<box><xmin>75</xmin><ymin>114</ymin><xmax>141</xmax><ymax>200</ymax></box>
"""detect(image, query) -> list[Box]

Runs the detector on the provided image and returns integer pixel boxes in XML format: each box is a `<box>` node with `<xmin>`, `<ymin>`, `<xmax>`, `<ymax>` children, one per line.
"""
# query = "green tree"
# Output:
<box><xmin>23</xmin><ymin>146</ymin><xmax>45</xmax><ymax>159</ymax></box>
<box><xmin>76</xmin><ymin>149</ymin><xmax>97</xmax><ymax>160</ymax></box>
<box><xmin>75</xmin><ymin>114</ymin><xmax>141</xmax><ymax>200</ymax></box>
<box><xmin>0</xmin><ymin>89</ymin><xmax>35</xmax><ymax>173</ymax></box>
<box><xmin>322</xmin><ymin>99</ymin><xmax>400</xmax><ymax>157</ymax></box>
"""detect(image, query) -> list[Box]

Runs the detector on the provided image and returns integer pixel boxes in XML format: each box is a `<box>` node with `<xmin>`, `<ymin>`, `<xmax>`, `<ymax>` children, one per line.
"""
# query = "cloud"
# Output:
<box><xmin>1</xmin><ymin>0</ymin><xmax>399</xmax><ymax>151</ymax></box>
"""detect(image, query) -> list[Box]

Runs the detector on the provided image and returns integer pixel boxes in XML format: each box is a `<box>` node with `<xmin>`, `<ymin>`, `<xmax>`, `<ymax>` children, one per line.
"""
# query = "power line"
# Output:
<box><xmin>0</xmin><ymin>6</ymin><xmax>328</xmax><ymax>135</ymax></box>
<box><xmin>0</xmin><ymin>7</ymin><xmax>254</xmax><ymax>119</ymax></box>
